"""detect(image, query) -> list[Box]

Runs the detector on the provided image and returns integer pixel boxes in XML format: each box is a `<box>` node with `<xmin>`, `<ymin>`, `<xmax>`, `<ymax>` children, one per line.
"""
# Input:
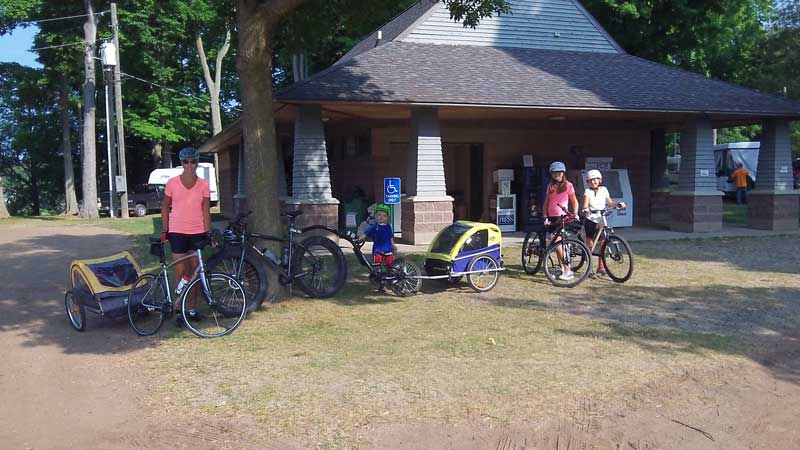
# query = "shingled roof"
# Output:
<box><xmin>276</xmin><ymin>0</ymin><xmax>800</xmax><ymax>117</ymax></box>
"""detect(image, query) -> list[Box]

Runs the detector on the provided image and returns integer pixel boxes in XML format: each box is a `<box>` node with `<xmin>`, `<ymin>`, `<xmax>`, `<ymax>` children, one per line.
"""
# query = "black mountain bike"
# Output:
<box><xmin>520</xmin><ymin>210</ymin><xmax>592</xmax><ymax>288</ymax></box>
<box><xmin>340</xmin><ymin>230</ymin><xmax>422</xmax><ymax>296</ymax></box>
<box><xmin>206</xmin><ymin>211</ymin><xmax>347</xmax><ymax>309</ymax></box>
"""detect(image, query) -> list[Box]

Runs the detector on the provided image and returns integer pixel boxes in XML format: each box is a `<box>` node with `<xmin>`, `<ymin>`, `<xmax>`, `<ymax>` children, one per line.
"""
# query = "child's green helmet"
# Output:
<box><xmin>374</xmin><ymin>203</ymin><xmax>391</xmax><ymax>216</ymax></box>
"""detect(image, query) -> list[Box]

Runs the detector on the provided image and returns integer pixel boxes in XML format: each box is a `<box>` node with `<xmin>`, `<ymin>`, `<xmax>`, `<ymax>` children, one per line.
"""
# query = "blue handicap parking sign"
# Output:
<box><xmin>384</xmin><ymin>178</ymin><xmax>401</xmax><ymax>204</ymax></box>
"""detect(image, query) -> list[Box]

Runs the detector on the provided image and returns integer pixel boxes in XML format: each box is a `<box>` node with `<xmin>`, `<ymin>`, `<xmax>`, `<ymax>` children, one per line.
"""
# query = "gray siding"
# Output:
<box><xmin>406</xmin><ymin>108</ymin><xmax>447</xmax><ymax>198</ymax></box>
<box><xmin>678</xmin><ymin>118</ymin><xmax>718</xmax><ymax>193</ymax></box>
<box><xmin>756</xmin><ymin>119</ymin><xmax>795</xmax><ymax>191</ymax></box>
<box><xmin>401</xmin><ymin>0</ymin><xmax>619</xmax><ymax>53</ymax></box>
<box><xmin>292</xmin><ymin>105</ymin><xmax>334</xmax><ymax>202</ymax></box>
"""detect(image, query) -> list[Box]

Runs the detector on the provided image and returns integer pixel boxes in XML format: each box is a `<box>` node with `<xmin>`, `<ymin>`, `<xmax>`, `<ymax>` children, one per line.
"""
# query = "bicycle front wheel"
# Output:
<box><xmin>181</xmin><ymin>272</ymin><xmax>246</xmax><ymax>338</ymax></box>
<box><xmin>521</xmin><ymin>231</ymin><xmax>544</xmax><ymax>275</ymax></box>
<box><xmin>127</xmin><ymin>273</ymin><xmax>169</xmax><ymax>336</ymax></box>
<box><xmin>601</xmin><ymin>235</ymin><xmax>634</xmax><ymax>283</ymax></box>
<box><xmin>293</xmin><ymin>235</ymin><xmax>347</xmax><ymax>298</ymax></box>
<box><xmin>543</xmin><ymin>238</ymin><xmax>591</xmax><ymax>288</ymax></box>
<box><xmin>206</xmin><ymin>245</ymin><xmax>269</xmax><ymax>311</ymax></box>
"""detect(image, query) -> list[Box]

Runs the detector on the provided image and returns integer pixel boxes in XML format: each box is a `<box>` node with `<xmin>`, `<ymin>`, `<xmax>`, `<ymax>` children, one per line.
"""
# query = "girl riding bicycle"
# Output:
<box><xmin>581</xmin><ymin>169</ymin><xmax>626</xmax><ymax>277</ymax></box>
<box><xmin>543</xmin><ymin>161</ymin><xmax>579</xmax><ymax>281</ymax></box>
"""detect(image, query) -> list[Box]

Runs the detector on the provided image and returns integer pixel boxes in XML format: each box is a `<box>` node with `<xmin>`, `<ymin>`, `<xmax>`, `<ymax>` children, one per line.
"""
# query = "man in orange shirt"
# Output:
<box><xmin>730</xmin><ymin>163</ymin><xmax>750</xmax><ymax>205</ymax></box>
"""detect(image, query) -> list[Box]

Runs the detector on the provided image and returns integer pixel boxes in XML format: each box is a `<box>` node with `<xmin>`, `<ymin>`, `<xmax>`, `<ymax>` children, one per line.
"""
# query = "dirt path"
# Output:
<box><xmin>0</xmin><ymin>223</ymin><xmax>278</xmax><ymax>450</ymax></box>
<box><xmin>1</xmin><ymin>222</ymin><xmax>798</xmax><ymax>449</ymax></box>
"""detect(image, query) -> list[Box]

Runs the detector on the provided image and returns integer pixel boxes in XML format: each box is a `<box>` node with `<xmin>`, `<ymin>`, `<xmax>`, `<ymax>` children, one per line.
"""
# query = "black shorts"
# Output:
<box><xmin>583</xmin><ymin>219</ymin><xmax>600</xmax><ymax>238</ymax></box>
<box><xmin>545</xmin><ymin>216</ymin><xmax>563</xmax><ymax>232</ymax></box>
<box><xmin>167</xmin><ymin>232</ymin><xmax>207</xmax><ymax>254</ymax></box>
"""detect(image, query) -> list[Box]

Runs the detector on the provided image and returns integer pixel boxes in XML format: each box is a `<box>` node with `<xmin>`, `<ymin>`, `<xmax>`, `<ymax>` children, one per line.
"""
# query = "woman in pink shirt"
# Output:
<box><xmin>160</xmin><ymin>147</ymin><xmax>212</xmax><ymax>322</ymax></box>
<box><xmin>543</xmin><ymin>161</ymin><xmax>579</xmax><ymax>281</ymax></box>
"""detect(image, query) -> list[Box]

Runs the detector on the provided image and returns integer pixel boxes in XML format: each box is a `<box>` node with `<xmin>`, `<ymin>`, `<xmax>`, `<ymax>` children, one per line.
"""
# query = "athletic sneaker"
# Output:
<box><xmin>558</xmin><ymin>272</ymin><xmax>575</xmax><ymax>281</ymax></box>
<box><xmin>186</xmin><ymin>309</ymin><xmax>202</xmax><ymax>321</ymax></box>
<box><xmin>597</xmin><ymin>268</ymin><xmax>607</xmax><ymax>276</ymax></box>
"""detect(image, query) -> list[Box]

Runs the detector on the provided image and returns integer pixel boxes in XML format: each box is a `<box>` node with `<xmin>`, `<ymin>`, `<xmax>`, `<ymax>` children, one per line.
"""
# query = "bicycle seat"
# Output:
<box><xmin>282</xmin><ymin>210</ymin><xmax>303</xmax><ymax>218</ymax></box>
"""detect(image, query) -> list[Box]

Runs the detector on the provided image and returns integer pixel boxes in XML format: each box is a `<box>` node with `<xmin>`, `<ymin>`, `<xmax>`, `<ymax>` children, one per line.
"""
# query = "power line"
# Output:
<box><xmin>30</xmin><ymin>40</ymin><xmax>96</xmax><ymax>51</ymax></box>
<box><xmin>121</xmin><ymin>71</ymin><xmax>241</xmax><ymax>112</ymax></box>
<box><xmin>7</xmin><ymin>10</ymin><xmax>109</xmax><ymax>27</ymax></box>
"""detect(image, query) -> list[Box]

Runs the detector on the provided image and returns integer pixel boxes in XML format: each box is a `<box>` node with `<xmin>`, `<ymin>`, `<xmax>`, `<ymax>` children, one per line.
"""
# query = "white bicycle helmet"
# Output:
<box><xmin>549</xmin><ymin>161</ymin><xmax>566</xmax><ymax>173</ymax></box>
<box><xmin>586</xmin><ymin>169</ymin><xmax>602</xmax><ymax>181</ymax></box>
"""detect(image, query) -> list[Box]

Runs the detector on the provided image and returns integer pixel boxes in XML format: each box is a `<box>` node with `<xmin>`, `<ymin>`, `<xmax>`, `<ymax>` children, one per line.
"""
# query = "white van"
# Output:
<box><xmin>147</xmin><ymin>162</ymin><xmax>219</xmax><ymax>204</ymax></box>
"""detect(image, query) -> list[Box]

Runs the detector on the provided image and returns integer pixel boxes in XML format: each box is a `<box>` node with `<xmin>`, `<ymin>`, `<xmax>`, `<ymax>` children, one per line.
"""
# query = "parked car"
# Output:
<box><xmin>99</xmin><ymin>184</ymin><xmax>164</xmax><ymax>217</ymax></box>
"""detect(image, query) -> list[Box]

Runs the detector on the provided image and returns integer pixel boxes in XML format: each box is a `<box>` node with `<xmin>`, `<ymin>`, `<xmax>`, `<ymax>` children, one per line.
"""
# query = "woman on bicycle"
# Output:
<box><xmin>160</xmin><ymin>147</ymin><xmax>213</xmax><ymax>323</ymax></box>
<box><xmin>543</xmin><ymin>161</ymin><xmax>579</xmax><ymax>281</ymax></box>
<box><xmin>581</xmin><ymin>169</ymin><xmax>626</xmax><ymax>277</ymax></box>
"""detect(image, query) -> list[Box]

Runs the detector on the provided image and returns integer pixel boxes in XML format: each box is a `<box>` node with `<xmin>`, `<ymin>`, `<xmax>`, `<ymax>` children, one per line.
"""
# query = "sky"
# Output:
<box><xmin>0</xmin><ymin>25</ymin><xmax>43</xmax><ymax>68</ymax></box>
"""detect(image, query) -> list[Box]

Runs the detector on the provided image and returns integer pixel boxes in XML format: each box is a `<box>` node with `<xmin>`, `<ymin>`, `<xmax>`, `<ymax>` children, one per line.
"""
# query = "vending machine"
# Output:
<box><xmin>578</xmin><ymin>169</ymin><xmax>633</xmax><ymax>227</ymax></box>
<box><xmin>520</xmin><ymin>166</ymin><xmax>548</xmax><ymax>232</ymax></box>
<box><xmin>493</xmin><ymin>169</ymin><xmax>516</xmax><ymax>232</ymax></box>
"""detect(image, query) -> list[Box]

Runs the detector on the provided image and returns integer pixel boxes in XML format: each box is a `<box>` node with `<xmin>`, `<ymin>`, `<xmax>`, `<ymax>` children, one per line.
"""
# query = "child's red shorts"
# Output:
<box><xmin>373</xmin><ymin>253</ymin><xmax>394</xmax><ymax>265</ymax></box>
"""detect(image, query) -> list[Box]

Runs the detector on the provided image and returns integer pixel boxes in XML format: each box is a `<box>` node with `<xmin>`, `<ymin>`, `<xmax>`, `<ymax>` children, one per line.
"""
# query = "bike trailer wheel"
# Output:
<box><xmin>466</xmin><ymin>255</ymin><xmax>499</xmax><ymax>292</ymax></box>
<box><xmin>65</xmin><ymin>290</ymin><xmax>86</xmax><ymax>332</ymax></box>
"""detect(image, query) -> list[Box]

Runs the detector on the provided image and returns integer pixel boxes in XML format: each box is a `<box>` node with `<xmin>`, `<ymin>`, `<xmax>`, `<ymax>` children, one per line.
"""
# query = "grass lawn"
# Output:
<box><xmin>136</xmin><ymin>232</ymin><xmax>798</xmax><ymax>448</ymax></box>
<box><xmin>5</xmin><ymin>214</ymin><xmax>798</xmax><ymax>448</ymax></box>
<box><xmin>723</xmin><ymin>199</ymin><xmax>748</xmax><ymax>225</ymax></box>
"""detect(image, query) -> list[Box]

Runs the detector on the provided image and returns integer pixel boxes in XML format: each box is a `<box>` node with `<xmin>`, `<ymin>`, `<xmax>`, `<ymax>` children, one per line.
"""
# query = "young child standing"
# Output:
<box><xmin>543</xmin><ymin>161</ymin><xmax>579</xmax><ymax>281</ymax></box>
<box><xmin>581</xmin><ymin>169</ymin><xmax>626</xmax><ymax>277</ymax></box>
<box><xmin>358</xmin><ymin>203</ymin><xmax>398</xmax><ymax>265</ymax></box>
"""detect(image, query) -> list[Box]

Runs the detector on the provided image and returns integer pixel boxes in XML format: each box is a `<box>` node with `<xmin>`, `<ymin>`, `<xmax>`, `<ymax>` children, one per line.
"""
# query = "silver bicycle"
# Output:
<box><xmin>127</xmin><ymin>237</ymin><xmax>247</xmax><ymax>338</ymax></box>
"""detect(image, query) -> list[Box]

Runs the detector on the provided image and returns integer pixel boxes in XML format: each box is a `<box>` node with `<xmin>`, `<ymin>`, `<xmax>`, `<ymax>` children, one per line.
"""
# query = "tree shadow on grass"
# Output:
<box><xmin>630</xmin><ymin>235</ymin><xmax>799</xmax><ymax>275</ymax></box>
<box><xmin>487</xmin><ymin>282</ymin><xmax>800</xmax><ymax>384</ymax></box>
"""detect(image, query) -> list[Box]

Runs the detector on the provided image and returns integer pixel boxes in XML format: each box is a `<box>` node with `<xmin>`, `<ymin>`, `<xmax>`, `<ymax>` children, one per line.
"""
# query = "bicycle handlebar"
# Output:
<box><xmin>586</xmin><ymin>205</ymin><xmax>626</xmax><ymax>216</ymax></box>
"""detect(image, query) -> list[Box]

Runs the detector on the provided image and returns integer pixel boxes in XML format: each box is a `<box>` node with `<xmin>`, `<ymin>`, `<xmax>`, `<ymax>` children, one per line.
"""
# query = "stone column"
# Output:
<box><xmin>671</xmin><ymin>118</ymin><xmax>722</xmax><ymax>232</ymax></box>
<box><xmin>401</xmin><ymin>107</ymin><xmax>453</xmax><ymax>244</ymax></box>
<box><xmin>748</xmin><ymin>119</ymin><xmax>799</xmax><ymax>230</ymax></box>
<box><xmin>649</xmin><ymin>128</ymin><xmax>671</xmax><ymax>228</ymax></box>
<box><xmin>286</xmin><ymin>104</ymin><xmax>339</xmax><ymax>231</ymax></box>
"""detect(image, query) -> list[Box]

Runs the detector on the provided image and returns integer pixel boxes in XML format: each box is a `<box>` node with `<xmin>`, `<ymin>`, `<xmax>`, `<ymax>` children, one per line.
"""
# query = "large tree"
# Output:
<box><xmin>79</xmin><ymin>0</ymin><xmax>99</xmax><ymax>217</ymax></box>
<box><xmin>1</xmin><ymin>0</ymin><xmax>83</xmax><ymax>215</ymax></box>
<box><xmin>0</xmin><ymin>63</ymin><xmax>63</xmax><ymax>216</ymax></box>
<box><xmin>236</xmin><ymin>0</ymin><xmax>510</xmax><ymax>236</ymax></box>
<box><xmin>581</xmin><ymin>0</ymin><xmax>773</xmax><ymax>82</ymax></box>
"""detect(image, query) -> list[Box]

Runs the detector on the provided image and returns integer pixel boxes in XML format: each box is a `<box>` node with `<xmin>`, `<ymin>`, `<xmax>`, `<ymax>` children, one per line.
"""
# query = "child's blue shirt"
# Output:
<box><xmin>364</xmin><ymin>223</ymin><xmax>394</xmax><ymax>254</ymax></box>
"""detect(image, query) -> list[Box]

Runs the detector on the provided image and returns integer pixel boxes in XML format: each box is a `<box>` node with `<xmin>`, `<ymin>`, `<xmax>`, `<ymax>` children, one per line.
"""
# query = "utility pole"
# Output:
<box><xmin>103</xmin><ymin>66</ymin><xmax>117</xmax><ymax>218</ymax></box>
<box><xmin>111</xmin><ymin>3</ymin><xmax>129</xmax><ymax>218</ymax></box>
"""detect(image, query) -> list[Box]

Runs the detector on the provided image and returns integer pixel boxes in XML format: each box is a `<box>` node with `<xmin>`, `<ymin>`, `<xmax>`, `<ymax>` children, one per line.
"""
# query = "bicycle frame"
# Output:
<box><xmin>226</xmin><ymin>216</ymin><xmax>319</xmax><ymax>286</ymax></box>
<box><xmin>149</xmin><ymin>248</ymin><xmax>211</xmax><ymax>309</ymax></box>
<box><xmin>581</xmin><ymin>207</ymin><xmax>619</xmax><ymax>254</ymax></box>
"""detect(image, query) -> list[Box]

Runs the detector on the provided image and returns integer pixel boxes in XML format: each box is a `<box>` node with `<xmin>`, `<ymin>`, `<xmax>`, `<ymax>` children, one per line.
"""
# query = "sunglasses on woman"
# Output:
<box><xmin>182</xmin><ymin>159</ymin><xmax>197</xmax><ymax>165</ymax></box>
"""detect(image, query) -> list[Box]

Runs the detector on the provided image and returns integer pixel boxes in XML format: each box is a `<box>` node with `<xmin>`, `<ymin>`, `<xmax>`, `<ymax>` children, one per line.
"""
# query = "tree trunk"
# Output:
<box><xmin>60</xmin><ymin>76</ymin><xmax>79</xmax><ymax>215</ymax></box>
<box><xmin>151</xmin><ymin>142</ymin><xmax>163</xmax><ymax>169</ymax></box>
<box><xmin>0</xmin><ymin>177</ymin><xmax>10</xmax><ymax>217</ymax></box>
<box><xmin>197</xmin><ymin>28</ymin><xmax>231</xmax><ymax>135</ymax></box>
<box><xmin>162</xmin><ymin>142</ymin><xmax>173</xmax><ymax>167</ymax></box>
<box><xmin>237</xmin><ymin>0</ymin><xmax>301</xmax><ymax>237</ymax></box>
<box><xmin>79</xmin><ymin>0</ymin><xmax>99</xmax><ymax>218</ymax></box>
<box><xmin>30</xmin><ymin>173</ymin><xmax>41</xmax><ymax>216</ymax></box>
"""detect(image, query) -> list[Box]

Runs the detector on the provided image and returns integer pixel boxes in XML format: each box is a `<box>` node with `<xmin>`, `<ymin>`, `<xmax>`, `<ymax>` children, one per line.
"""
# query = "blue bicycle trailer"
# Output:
<box><xmin>64</xmin><ymin>252</ymin><xmax>143</xmax><ymax>331</ymax></box>
<box><xmin>423</xmin><ymin>221</ymin><xmax>505</xmax><ymax>292</ymax></box>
